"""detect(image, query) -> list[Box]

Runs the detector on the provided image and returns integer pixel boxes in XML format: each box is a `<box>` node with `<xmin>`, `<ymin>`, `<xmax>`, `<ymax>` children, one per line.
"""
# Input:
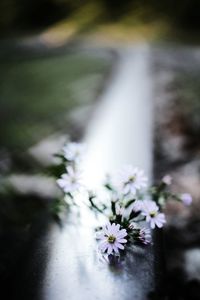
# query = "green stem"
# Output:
<box><xmin>88</xmin><ymin>197</ymin><xmax>105</xmax><ymax>214</ymax></box>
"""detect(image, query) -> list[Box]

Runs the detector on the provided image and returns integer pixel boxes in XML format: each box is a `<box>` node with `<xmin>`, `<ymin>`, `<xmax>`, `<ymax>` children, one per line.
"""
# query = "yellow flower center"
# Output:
<box><xmin>129</xmin><ymin>176</ymin><xmax>136</xmax><ymax>182</ymax></box>
<box><xmin>150</xmin><ymin>211</ymin><xmax>157</xmax><ymax>218</ymax></box>
<box><xmin>107</xmin><ymin>235</ymin><xmax>116</xmax><ymax>244</ymax></box>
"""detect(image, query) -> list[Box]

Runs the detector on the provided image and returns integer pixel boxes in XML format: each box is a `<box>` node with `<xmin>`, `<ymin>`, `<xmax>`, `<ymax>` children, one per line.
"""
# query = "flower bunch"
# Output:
<box><xmin>56</xmin><ymin>142</ymin><xmax>85</xmax><ymax>204</ymax></box>
<box><xmin>55</xmin><ymin>141</ymin><xmax>193</xmax><ymax>256</ymax></box>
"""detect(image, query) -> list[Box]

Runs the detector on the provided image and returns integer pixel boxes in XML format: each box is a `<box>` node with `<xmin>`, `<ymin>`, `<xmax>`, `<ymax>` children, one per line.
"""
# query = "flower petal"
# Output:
<box><xmin>115</xmin><ymin>242</ymin><xmax>124</xmax><ymax>250</ymax></box>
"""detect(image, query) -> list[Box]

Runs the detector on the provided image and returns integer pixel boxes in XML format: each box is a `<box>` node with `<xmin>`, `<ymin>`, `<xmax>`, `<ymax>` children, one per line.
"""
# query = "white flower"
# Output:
<box><xmin>122</xmin><ymin>199</ymin><xmax>144</xmax><ymax>219</ymax></box>
<box><xmin>63</xmin><ymin>142</ymin><xmax>85</xmax><ymax>162</ymax></box>
<box><xmin>129</xmin><ymin>223</ymin><xmax>151</xmax><ymax>245</ymax></box>
<box><xmin>115</xmin><ymin>203</ymin><xmax>125</xmax><ymax>216</ymax></box>
<box><xmin>162</xmin><ymin>175</ymin><xmax>172</xmax><ymax>186</ymax></box>
<box><xmin>141</xmin><ymin>200</ymin><xmax>166</xmax><ymax>229</ymax></box>
<box><xmin>180</xmin><ymin>193</ymin><xmax>192</xmax><ymax>206</ymax></box>
<box><xmin>131</xmin><ymin>200</ymin><xmax>144</xmax><ymax>212</ymax></box>
<box><xmin>129</xmin><ymin>222</ymin><xmax>140</xmax><ymax>230</ymax></box>
<box><xmin>57</xmin><ymin>166</ymin><xmax>82</xmax><ymax>194</ymax></box>
<box><xmin>116</xmin><ymin>165</ymin><xmax>147</xmax><ymax>195</ymax></box>
<box><xmin>97</xmin><ymin>223</ymin><xmax>127</xmax><ymax>255</ymax></box>
<box><xmin>138</xmin><ymin>227</ymin><xmax>152</xmax><ymax>245</ymax></box>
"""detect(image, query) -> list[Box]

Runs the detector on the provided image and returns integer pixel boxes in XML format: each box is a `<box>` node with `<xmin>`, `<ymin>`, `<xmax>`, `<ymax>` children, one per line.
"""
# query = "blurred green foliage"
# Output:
<box><xmin>0</xmin><ymin>51</ymin><xmax>111</xmax><ymax>172</ymax></box>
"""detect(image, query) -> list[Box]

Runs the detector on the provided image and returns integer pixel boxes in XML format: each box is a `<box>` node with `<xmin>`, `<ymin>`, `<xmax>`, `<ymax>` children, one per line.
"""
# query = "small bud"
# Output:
<box><xmin>181</xmin><ymin>193</ymin><xmax>192</xmax><ymax>206</ymax></box>
<box><xmin>162</xmin><ymin>175</ymin><xmax>172</xmax><ymax>186</ymax></box>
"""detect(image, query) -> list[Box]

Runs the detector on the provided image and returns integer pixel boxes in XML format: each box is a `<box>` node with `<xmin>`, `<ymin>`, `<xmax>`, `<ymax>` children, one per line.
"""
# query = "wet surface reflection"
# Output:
<box><xmin>42</xmin><ymin>45</ymin><xmax>155</xmax><ymax>300</ymax></box>
<box><xmin>43</xmin><ymin>208</ymin><xmax>155</xmax><ymax>300</ymax></box>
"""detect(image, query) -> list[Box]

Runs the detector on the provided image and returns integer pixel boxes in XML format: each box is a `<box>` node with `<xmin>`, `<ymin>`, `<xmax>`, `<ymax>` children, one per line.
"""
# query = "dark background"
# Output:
<box><xmin>1</xmin><ymin>0</ymin><xmax>200</xmax><ymax>35</ymax></box>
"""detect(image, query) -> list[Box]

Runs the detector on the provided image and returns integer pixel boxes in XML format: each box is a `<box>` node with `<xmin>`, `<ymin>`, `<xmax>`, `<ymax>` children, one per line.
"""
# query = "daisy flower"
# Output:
<box><xmin>141</xmin><ymin>200</ymin><xmax>166</xmax><ymax>229</ymax></box>
<box><xmin>116</xmin><ymin>165</ymin><xmax>147</xmax><ymax>195</ymax></box>
<box><xmin>129</xmin><ymin>223</ymin><xmax>151</xmax><ymax>245</ymax></box>
<box><xmin>131</xmin><ymin>199</ymin><xmax>144</xmax><ymax>212</ymax></box>
<box><xmin>137</xmin><ymin>228</ymin><xmax>152</xmax><ymax>245</ymax></box>
<box><xmin>180</xmin><ymin>193</ymin><xmax>192</xmax><ymax>206</ymax></box>
<box><xmin>63</xmin><ymin>142</ymin><xmax>85</xmax><ymax>163</ymax></box>
<box><xmin>115</xmin><ymin>203</ymin><xmax>125</xmax><ymax>216</ymax></box>
<box><xmin>97</xmin><ymin>223</ymin><xmax>127</xmax><ymax>255</ymax></box>
<box><xmin>121</xmin><ymin>199</ymin><xmax>144</xmax><ymax>219</ymax></box>
<box><xmin>57</xmin><ymin>166</ymin><xmax>82</xmax><ymax>194</ymax></box>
